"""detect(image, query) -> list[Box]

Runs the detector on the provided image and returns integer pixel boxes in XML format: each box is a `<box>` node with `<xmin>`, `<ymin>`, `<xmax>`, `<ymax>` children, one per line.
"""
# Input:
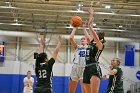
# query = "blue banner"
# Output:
<box><xmin>124</xmin><ymin>45</ymin><xmax>135</xmax><ymax>66</ymax></box>
<box><xmin>0</xmin><ymin>41</ymin><xmax>4</xmax><ymax>62</ymax></box>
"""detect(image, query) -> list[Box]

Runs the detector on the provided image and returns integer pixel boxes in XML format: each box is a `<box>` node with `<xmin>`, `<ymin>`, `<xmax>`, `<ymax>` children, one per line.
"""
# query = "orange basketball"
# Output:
<box><xmin>70</xmin><ymin>16</ymin><xmax>82</xmax><ymax>27</ymax></box>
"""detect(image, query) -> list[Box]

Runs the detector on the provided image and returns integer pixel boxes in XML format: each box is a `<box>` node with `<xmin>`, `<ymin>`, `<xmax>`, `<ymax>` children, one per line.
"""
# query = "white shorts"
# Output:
<box><xmin>70</xmin><ymin>64</ymin><xmax>85</xmax><ymax>81</ymax></box>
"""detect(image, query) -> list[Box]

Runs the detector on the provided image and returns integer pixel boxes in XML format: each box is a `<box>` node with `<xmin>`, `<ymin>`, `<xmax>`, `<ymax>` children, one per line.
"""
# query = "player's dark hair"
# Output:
<box><xmin>96</xmin><ymin>31</ymin><xmax>106</xmax><ymax>43</ymax></box>
<box><xmin>38</xmin><ymin>52</ymin><xmax>47</xmax><ymax>63</ymax></box>
<box><xmin>35</xmin><ymin>52</ymin><xmax>48</xmax><ymax>69</ymax></box>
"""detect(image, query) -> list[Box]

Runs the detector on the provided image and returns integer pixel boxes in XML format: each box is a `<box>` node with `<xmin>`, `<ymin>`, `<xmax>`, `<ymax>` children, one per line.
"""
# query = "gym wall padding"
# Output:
<box><xmin>0</xmin><ymin>74</ymin><xmax>108</xmax><ymax>93</ymax></box>
<box><xmin>0</xmin><ymin>61</ymin><xmax>140</xmax><ymax>93</ymax></box>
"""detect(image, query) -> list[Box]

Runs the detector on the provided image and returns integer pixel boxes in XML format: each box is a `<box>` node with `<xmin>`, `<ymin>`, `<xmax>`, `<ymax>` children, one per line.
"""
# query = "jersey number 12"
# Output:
<box><xmin>38</xmin><ymin>70</ymin><xmax>47</xmax><ymax>78</ymax></box>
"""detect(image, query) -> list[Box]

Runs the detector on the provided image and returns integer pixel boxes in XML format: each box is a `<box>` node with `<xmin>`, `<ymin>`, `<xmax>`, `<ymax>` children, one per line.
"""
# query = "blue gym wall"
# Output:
<box><xmin>0</xmin><ymin>61</ymin><xmax>140</xmax><ymax>93</ymax></box>
<box><xmin>0</xmin><ymin>74</ymin><xmax>108</xmax><ymax>93</ymax></box>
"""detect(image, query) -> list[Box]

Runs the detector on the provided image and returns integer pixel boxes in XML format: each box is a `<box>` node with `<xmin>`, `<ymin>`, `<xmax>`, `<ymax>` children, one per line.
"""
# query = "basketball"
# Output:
<box><xmin>70</xmin><ymin>16</ymin><xmax>82</xmax><ymax>27</ymax></box>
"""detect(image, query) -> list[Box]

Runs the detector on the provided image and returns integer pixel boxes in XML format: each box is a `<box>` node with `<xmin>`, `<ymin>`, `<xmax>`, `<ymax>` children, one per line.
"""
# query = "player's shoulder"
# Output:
<box><xmin>48</xmin><ymin>58</ymin><xmax>55</xmax><ymax>63</ymax></box>
<box><xmin>31</xmin><ymin>77</ymin><xmax>34</xmax><ymax>79</ymax></box>
<box><xmin>24</xmin><ymin>77</ymin><xmax>27</xmax><ymax>80</ymax></box>
<box><xmin>85</xmin><ymin>44</ymin><xmax>88</xmax><ymax>48</ymax></box>
<box><xmin>77</xmin><ymin>45</ymin><xmax>81</xmax><ymax>48</ymax></box>
<box><xmin>113</xmin><ymin>66</ymin><xmax>121</xmax><ymax>71</ymax></box>
<box><xmin>88</xmin><ymin>42</ymin><xmax>96</xmax><ymax>48</ymax></box>
<box><xmin>23</xmin><ymin>77</ymin><xmax>27</xmax><ymax>81</ymax></box>
<box><xmin>30</xmin><ymin>77</ymin><xmax>34</xmax><ymax>81</ymax></box>
<box><xmin>49</xmin><ymin>58</ymin><xmax>55</xmax><ymax>61</ymax></box>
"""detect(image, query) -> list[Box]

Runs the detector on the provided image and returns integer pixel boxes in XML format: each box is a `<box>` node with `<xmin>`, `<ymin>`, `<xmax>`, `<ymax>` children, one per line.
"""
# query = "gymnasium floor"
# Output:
<box><xmin>0</xmin><ymin>0</ymin><xmax>140</xmax><ymax>93</ymax></box>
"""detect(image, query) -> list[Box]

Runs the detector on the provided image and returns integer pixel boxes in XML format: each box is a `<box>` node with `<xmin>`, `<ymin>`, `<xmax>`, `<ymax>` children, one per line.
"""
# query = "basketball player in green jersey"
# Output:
<box><xmin>106</xmin><ymin>58</ymin><xmax>124</xmax><ymax>93</ymax></box>
<box><xmin>82</xmin><ymin>7</ymin><xmax>106</xmax><ymax>93</ymax></box>
<box><xmin>34</xmin><ymin>35</ymin><xmax>62</xmax><ymax>93</ymax></box>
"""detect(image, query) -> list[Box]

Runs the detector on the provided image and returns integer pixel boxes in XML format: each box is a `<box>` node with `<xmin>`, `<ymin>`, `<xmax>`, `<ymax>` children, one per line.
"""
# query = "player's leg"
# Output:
<box><xmin>69</xmin><ymin>65</ymin><xmax>78</xmax><ymax>93</ymax></box>
<box><xmin>83</xmin><ymin>67</ymin><xmax>91</xmax><ymax>93</ymax></box>
<box><xmin>90</xmin><ymin>64</ymin><xmax>102</xmax><ymax>93</ymax></box>
<box><xmin>90</xmin><ymin>75</ymin><xmax>100</xmax><ymax>93</ymax></box>
<box><xmin>69</xmin><ymin>79</ymin><xmax>78</xmax><ymax>93</ymax></box>
<box><xmin>79</xmin><ymin>67</ymin><xmax>86</xmax><ymax>93</ymax></box>
<box><xmin>83</xmin><ymin>83</ymin><xmax>91</xmax><ymax>93</ymax></box>
<box><xmin>79</xmin><ymin>79</ymin><xmax>85</xmax><ymax>93</ymax></box>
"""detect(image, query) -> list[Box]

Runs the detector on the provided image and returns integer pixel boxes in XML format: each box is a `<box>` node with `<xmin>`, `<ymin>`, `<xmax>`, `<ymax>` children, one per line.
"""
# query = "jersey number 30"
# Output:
<box><xmin>38</xmin><ymin>70</ymin><xmax>47</xmax><ymax>78</ymax></box>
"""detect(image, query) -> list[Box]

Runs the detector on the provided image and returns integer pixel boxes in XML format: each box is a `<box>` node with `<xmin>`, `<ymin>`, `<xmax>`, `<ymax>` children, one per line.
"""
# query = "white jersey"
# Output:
<box><xmin>23</xmin><ymin>77</ymin><xmax>34</xmax><ymax>93</ymax></box>
<box><xmin>73</xmin><ymin>45</ymin><xmax>88</xmax><ymax>66</ymax></box>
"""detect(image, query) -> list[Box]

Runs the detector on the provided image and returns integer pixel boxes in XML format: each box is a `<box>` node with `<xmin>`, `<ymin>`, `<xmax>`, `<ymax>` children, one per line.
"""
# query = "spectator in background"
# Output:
<box><xmin>23</xmin><ymin>71</ymin><xmax>34</xmax><ymax>93</ymax></box>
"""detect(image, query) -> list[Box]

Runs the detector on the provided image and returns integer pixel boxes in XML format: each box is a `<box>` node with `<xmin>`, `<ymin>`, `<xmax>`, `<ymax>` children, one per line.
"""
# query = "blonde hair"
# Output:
<box><xmin>113</xmin><ymin>58</ymin><xmax>121</xmax><ymax>66</ymax></box>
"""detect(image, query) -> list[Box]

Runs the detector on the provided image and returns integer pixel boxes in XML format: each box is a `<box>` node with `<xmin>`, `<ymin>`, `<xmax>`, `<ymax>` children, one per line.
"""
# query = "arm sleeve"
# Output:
<box><xmin>48</xmin><ymin>58</ymin><xmax>55</xmax><ymax>67</ymax></box>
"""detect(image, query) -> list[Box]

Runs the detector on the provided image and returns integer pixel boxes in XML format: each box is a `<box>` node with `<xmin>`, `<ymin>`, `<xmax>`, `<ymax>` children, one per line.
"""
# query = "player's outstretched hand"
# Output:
<box><xmin>109</xmin><ymin>65</ymin><xmax>113</xmax><ymax>70</ymax></box>
<box><xmin>58</xmin><ymin>35</ymin><xmax>62</xmax><ymax>42</ymax></box>
<box><xmin>40</xmin><ymin>37</ymin><xmax>45</xmax><ymax>47</ymax></box>
<box><xmin>89</xmin><ymin>17</ymin><xmax>94</xmax><ymax>26</ymax></box>
<box><xmin>88</xmin><ymin>7</ymin><xmax>94</xmax><ymax>15</ymax></box>
<box><xmin>82</xmin><ymin>20</ymin><xmax>87</xmax><ymax>29</ymax></box>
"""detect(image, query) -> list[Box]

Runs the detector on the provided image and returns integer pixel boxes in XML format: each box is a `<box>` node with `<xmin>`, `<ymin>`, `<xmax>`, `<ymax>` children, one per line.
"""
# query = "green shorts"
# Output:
<box><xmin>83</xmin><ymin>64</ymin><xmax>102</xmax><ymax>84</ymax></box>
<box><xmin>34</xmin><ymin>87</ymin><xmax>52</xmax><ymax>93</ymax></box>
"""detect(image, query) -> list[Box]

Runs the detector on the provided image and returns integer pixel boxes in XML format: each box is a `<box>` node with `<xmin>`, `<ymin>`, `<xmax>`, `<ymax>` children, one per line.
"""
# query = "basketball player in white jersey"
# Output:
<box><xmin>69</xmin><ymin>27</ymin><xmax>90</xmax><ymax>93</ymax></box>
<box><xmin>23</xmin><ymin>71</ymin><xmax>34</xmax><ymax>93</ymax></box>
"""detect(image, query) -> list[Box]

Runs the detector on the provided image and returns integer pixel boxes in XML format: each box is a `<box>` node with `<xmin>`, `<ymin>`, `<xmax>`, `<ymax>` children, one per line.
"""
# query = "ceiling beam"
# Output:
<box><xmin>0</xmin><ymin>30</ymin><xmax>139</xmax><ymax>42</ymax></box>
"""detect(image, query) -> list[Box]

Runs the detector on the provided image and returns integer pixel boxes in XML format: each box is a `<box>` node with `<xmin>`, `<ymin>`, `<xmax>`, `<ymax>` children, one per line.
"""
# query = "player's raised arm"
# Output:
<box><xmin>88</xmin><ymin>7</ymin><xmax>103</xmax><ymax>50</ymax></box>
<box><xmin>37</xmin><ymin>37</ymin><xmax>45</xmax><ymax>54</ymax></box>
<box><xmin>69</xmin><ymin>27</ymin><xmax>77</xmax><ymax>49</ymax></box>
<box><xmin>52</xmin><ymin>35</ymin><xmax>62</xmax><ymax>60</ymax></box>
<box><xmin>82</xmin><ymin>20</ymin><xmax>91</xmax><ymax>44</ymax></box>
